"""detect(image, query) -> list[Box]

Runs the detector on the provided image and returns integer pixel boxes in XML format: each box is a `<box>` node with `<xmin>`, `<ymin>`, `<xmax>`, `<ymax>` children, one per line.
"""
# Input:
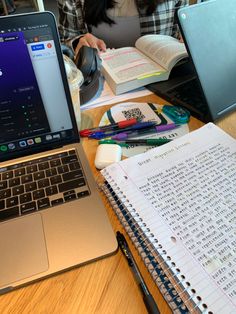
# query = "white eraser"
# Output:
<box><xmin>95</xmin><ymin>144</ymin><xmax>122</xmax><ymax>169</ymax></box>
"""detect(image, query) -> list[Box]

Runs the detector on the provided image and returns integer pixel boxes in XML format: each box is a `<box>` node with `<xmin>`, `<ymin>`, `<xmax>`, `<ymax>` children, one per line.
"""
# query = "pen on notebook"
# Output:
<box><xmin>116</xmin><ymin>231</ymin><xmax>160</xmax><ymax>314</ymax></box>
<box><xmin>80</xmin><ymin>118</ymin><xmax>138</xmax><ymax>137</ymax></box>
<box><xmin>99</xmin><ymin>138</ymin><xmax>172</xmax><ymax>146</ymax></box>
<box><xmin>88</xmin><ymin>121</ymin><xmax>157</xmax><ymax>139</ymax></box>
<box><xmin>112</xmin><ymin>123</ymin><xmax>180</xmax><ymax>140</ymax></box>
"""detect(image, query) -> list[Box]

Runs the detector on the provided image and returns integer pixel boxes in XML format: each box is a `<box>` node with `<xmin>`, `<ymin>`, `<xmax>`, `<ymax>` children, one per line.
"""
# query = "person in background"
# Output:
<box><xmin>7</xmin><ymin>0</ymin><xmax>15</xmax><ymax>12</ymax></box>
<box><xmin>58</xmin><ymin>0</ymin><xmax>189</xmax><ymax>58</ymax></box>
<box><xmin>0</xmin><ymin>0</ymin><xmax>15</xmax><ymax>15</ymax></box>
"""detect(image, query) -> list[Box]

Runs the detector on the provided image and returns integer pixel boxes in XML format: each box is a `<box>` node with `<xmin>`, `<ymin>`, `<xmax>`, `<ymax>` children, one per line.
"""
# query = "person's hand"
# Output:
<box><xmin>74</xmin><ymin>33</ymin><xmax>106</xmax><ymax>56</ymax></box>
<box><xmin>178</xmin><ymin>34</ymin><xmax>184</xmax><ymax>43</ymax></box>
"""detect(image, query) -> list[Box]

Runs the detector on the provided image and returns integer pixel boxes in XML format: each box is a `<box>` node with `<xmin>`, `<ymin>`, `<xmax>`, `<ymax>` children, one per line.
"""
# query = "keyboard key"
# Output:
<box><xmin>0</xmin><ymin>189</ymin><xmax>11</xmax><ymax>200</ymax></box>
<box><xmin>62</xmin><ymin>170</ymin><xmax>83</xmax><ymax>182</ymax></box>
<box><xmin>64</xmin><ymin>190</ymin><xmax>75</xmax><ymax>196</ymax></box>
<box><xmin>77</xmin><ymin>190</ymin><xmax>90</xmax><ymax>198</ymax></box>
<box><xmin>12</xmin><ymin>185</ymin><xmax>24</xmax><ymax>196</ymax></box>
<box><xmin>20</xmin><ymin>193</ymin><xmax>32</xmax><ymax>204</ymax></box>
<box><xmin>21</xmin><ymin>174</ymin><xmax>33</xmax><ymax>184</ymax></box>
<box><xmin>25</xmin><ymin>182</ymin><xmax>37</xmax><ymax>192</ymax></box>
<box><xmin>2</xmin><ymin>171</ymin><xmax>13</xmax><ymax>180</ymax></box>
<box><xmin>14</xmin><ymin>168</ymin><xmax>26</xmax><ymax>177</ymax></box>
<box><xmin>33</xmin><ymin>171</ymin><xmax>45</xmax><ymax>181</ymax></box>
<box><xmin>45</xmin><ymin>185</ymin><xmax>58</xmax><ymax>196</ymax></box>
<box><xmin>61</xmin><ymin>155</ymin><xmax>78</xmax><ymax>164</ymax></box>
<box><xmin>50</xmin><ymin>159</ymin><xmax>61</xmax><ymax>167</ymax></box>
<box><xmin>38</xmin><ymin>161</ymin><xmax>50</xmax><ymax>170</ymax></box>
<box><xmin>45</xmin><ymin>168</ymin><xmax>57</xmax><ymax>177</ymax></box>
<box><xmin>21</xmin><ymin>202</ymin><xmax>37</xmax><ymax>214</ymax></box>
<box><xmin>0</xmin><ymin>181</ymin><xmax>7</xmax><ymax>190</ymax></box>
<box><xmin>9</xmin><ymin>177</ymin><xmax>20</xmax><ymax>187</ymax></box>
<box><xmin>64</xmin><ymin>193</ymin><xmax>76</xmax><ymax>202</ymax></box>
<box><xmin>58</xmin><ymin>178</ymin><xmax>86</xmax><ymax>193</ymax></box>
<box><xmin>6</xmin><ymin>196</ymin><xmax>19</xmax><ymax>208</ymax></box>
<box><xmin>0</xmin><ymin>207</ymin><xmax>19</xmax><ymax>221</ymax></box>
<box><xmin>50</xmin><ymin>175</ymin><xmax>62</xmax><ymax>185</ymax></box>
<box><xmin>33</xmin><ymin>189</ymin><xmax>45</xmax><ymax>200</ymax></box>
<box><xmin>37</xmin><ymin>198</ymin><xmax>50</xmax><ymax>210</ymax></box>
<box><xmin>51</xmin><ymin>198</ymin><xmax>64</xmax><ymax>206</ymax></box>
<box><xmin>57</xmin><ymin>165</ymin><xmax>69</xmax><ymax>174</ymax></box>
<box><xmin>26</xmin><ymin>164</ymin><xmax>38</xmax><ymax>173</ymax></box>
<box><xmin>69</xmin><ymin>162</ymin><xmax>81</xmax><ymax>171</ymax></box>
<box><xmin>38</xmin><ymin>178</ymin><xmax>50</xmax><ymax>189</ymax></box>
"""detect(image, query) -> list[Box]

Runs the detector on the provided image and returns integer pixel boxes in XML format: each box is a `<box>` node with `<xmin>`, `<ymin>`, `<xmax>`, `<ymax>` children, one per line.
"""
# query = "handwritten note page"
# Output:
<box><xmin>102</xmin><ymin>123</ymin><xmax>236</xmax><ymax>313</ymax></box>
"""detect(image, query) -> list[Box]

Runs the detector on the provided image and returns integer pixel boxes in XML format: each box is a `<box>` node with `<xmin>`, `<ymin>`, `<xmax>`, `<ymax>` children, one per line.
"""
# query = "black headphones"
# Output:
<box><xmin>61</xmin><ymin>44</ymin><xmax>101</xmax><ymax>105</ymax></box>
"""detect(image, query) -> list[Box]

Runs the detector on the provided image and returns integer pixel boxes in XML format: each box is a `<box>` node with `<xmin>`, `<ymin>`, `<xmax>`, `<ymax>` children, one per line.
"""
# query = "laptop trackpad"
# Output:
<box><xmin>0</xmin><ymin>214</ymin><xmax>49</xmax><ymax>288</ymax></box>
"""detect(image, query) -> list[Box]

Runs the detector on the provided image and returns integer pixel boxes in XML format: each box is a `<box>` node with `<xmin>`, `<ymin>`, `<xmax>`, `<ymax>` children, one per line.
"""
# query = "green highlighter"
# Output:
<box><xmin>99</xmin><ymin>139</ymin><xmax>172</xmax><ymax>147</ymax></box>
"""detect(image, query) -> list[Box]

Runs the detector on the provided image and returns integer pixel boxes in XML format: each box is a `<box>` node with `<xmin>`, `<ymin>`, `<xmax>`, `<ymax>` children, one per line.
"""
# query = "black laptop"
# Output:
<box><xmin>147</xmin><ymin>0</ymin><xmax>236</xmax><ymax>122</ymax></box>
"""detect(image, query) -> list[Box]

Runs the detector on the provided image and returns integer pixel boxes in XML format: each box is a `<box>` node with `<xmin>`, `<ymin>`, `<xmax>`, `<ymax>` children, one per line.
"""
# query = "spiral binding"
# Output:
<box><xmin>98</xmin><ymin>171</ymin><xmax>212</xmax><ymax>314</ymax></box>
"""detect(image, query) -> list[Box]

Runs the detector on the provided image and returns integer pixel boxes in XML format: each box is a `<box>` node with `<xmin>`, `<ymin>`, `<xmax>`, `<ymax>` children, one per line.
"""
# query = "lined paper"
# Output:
<box><xmin>102</xmin><ymin>123</ymin><xmax>236</xmax><ymax>313</ymax></box>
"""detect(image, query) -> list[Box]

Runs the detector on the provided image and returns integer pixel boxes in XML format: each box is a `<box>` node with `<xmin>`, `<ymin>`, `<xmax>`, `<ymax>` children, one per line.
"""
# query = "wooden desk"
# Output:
<box><xmin>0</xmin><ymin>94</ymin><xmax>235</xmax><ymax>314</ymax></box>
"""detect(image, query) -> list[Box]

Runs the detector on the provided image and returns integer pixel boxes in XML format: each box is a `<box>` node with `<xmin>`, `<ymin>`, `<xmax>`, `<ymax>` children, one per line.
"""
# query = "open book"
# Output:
<box><xmin>100</xmin><ymin>35</ymin><xmax>188</xmax><ymax>95</ymax></box>
<box><xmin>100</xmin><ymin>123</ymin><xmax>236</xmax><ymax>313</ymax></box>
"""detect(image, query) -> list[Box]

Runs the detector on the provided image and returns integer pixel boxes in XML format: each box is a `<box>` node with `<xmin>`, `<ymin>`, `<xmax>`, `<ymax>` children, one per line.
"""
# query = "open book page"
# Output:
<box><xmin>101</xmin><ymin>47</ymin><xmax>166</xmax><ymax>83</ymax></box>
<box><xmin>135</xmin><ymin>35</ymin><xmax>188</xmax><ymax>70</ymax></box>
<box><xmin>101</xmin><ymin>123</ymin><xmax>236</xmax><ymax>313</ymax></box>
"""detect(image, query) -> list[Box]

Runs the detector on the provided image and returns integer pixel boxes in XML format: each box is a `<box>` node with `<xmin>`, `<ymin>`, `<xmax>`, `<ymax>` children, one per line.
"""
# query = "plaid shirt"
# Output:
<box><xmin>57</xmin><ymin>0</ymin><xmax>189</xmax><ymax>44</ymax></box>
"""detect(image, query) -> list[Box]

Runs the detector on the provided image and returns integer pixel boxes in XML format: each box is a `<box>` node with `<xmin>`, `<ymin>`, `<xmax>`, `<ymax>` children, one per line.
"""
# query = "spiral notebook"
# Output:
<box><xmin>99</xmin><ymin>123</ymin><xmax>236</xmax><ymax>313</ymax></box>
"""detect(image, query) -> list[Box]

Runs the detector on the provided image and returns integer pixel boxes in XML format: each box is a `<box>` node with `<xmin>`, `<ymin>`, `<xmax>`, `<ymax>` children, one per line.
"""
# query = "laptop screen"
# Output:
<box><xmin>0</xmin><ymin>12</ymin><xmax>78</xmax><ymax>161</ymax></box>
<box><xmin>177</xmin><ymin>0</ymin><xmax>236</xmax><ymax>121</ymax></box>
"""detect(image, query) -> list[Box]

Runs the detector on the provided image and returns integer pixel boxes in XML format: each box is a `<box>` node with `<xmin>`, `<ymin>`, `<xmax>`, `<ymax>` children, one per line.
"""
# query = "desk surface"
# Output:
<box><xmin>1</xmin><ymin>94</ymin><xmax>235</xmax><ymax>314</ymax></box>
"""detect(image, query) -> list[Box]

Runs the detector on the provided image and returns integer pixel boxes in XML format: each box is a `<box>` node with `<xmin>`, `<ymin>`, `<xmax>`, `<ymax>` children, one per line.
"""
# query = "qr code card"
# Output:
<box><xmin>99</xmin><ymin>102</ymin><xmax>189</xmax><ymax>157</ymax></box>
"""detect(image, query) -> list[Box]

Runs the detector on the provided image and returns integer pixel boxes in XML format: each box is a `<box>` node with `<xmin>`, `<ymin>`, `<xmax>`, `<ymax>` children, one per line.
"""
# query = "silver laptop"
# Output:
<box><xmin>148</xmin><ymin>0</ymin><xmax>236</xmax><ymax>122</ymax></box>
<box><xmin>0</xmin><ymin>12</ymin><xmax>117</xmax><ymax>294</ymax></box>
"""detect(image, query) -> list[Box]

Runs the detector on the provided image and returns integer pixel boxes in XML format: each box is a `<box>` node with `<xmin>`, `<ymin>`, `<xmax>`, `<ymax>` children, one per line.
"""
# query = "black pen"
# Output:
<box><xmin>116</xmin><ymin>231</ymin><xmax>160</xmax><ymax>314</ymax></box>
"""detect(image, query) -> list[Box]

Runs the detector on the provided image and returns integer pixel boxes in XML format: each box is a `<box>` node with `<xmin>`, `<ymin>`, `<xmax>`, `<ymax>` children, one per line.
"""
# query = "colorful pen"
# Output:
<box><xmin>99</xmin><ymin>138</ymin><xmax>172</xmax><ymax>146</ymax></box>
<box><xmin>80</xmin><ymin>118</ymin><xmax>137</xmax><ymax>137</ymax></box>
<box><xmin>116</xmin><ymin>232</ymin><xmax>160</xmax><ymax>314</ymax></box>
<box><xmin>112</xmin><ymin>123</ymin><xmax>179</xmax><ymax>140</ymax></box>
<box><xmin>98</xmin><ymin>140</ymin><xmax>129</xmax><ymax>147</ymax></box>
<box><xmin>88</xmin><ymin>121</ymin><xmax>157</xmax><ymax>139</ymax></box>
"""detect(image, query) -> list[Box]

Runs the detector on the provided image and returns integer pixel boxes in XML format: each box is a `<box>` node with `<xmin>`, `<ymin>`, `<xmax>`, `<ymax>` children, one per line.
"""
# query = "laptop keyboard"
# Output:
<box><xmin>166</xmin><ymin>79</ymin><xmax>208</xmax><ymax>117</ymax></box>
<box><xmin>0</xmin><ymin>150</ymin><xmax>90</xmax><ymax>222</ymax></box>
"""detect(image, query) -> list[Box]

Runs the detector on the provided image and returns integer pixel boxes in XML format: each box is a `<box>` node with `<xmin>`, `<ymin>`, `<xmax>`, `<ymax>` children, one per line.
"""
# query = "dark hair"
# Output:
<box><xmin>84</xmin><ymin>0</ymin><xmax>165</xmax><ymax>27</ymax></box>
